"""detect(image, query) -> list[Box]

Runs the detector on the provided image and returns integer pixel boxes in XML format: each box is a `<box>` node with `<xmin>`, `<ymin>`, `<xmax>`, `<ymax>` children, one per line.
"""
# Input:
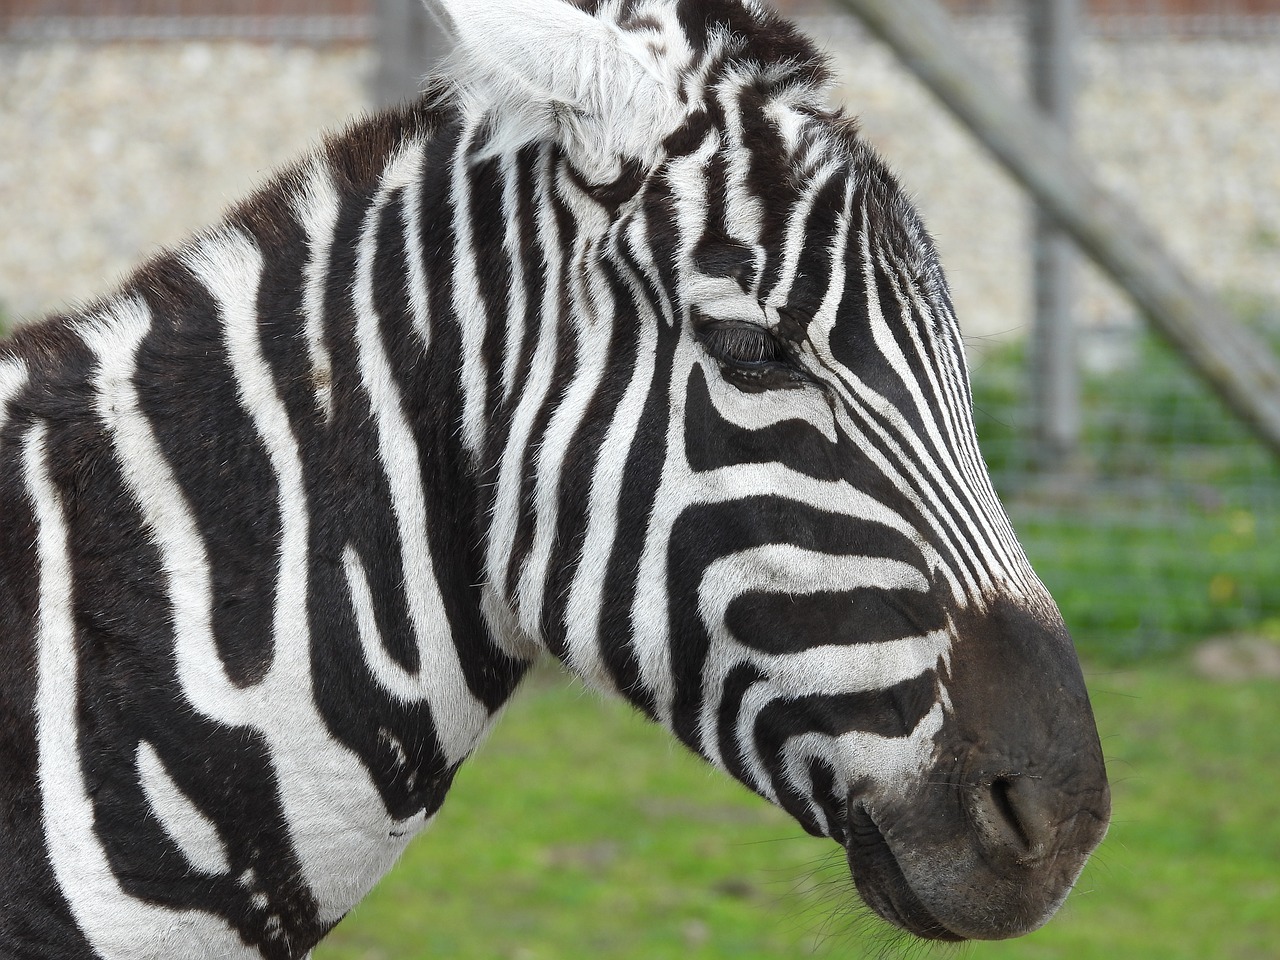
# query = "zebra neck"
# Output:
<box><xmin>406</xmin><ymin>115</ymin><xmax>646</xmax><ymax>669</ymax></box>
<box><xmin>0</xmin><ymin>110</ymin><xmax>549</xmax><ymax>959</ymax></box>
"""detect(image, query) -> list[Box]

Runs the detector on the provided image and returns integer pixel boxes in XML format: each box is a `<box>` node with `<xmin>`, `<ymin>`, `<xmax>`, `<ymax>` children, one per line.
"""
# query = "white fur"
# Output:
<box><xmin>293</xmin><ymin>160</ymin><xmax>342</xmax><ymax>422</ymax></box>
<box><xmin>497</xmin><ymin>151</ymin><xmax>530</xmax><ymax>401</ymax></box>
<box><xmin>717</xmin><ymin>73</ymin><xmax>767</xmax><ymax>261</ymax></box>
<box><xmin>135</xmin><ymin>740</ymin><xmax>232</xmax><ymax>876</ymax></box>
<box><xmin>343</xmin><ymin>545</ymin><xmax>448</xmax><ymax>704</ymax></box>
<box><xmin>0</xmin><ymin>358</ymin><xmax>29</xmax><ymax>449</ymax></box>
<box><xmin>450</xmin><ymin>118</ymin><xmax>494</xmax><ymax>458</ymax></box>
<box><xmin>425</xmin><ymin>0</ymin><xmax>690</xmax><ymax>181</ymax></box>
<box><xmin>763</xmin><ymin>156</ymin><xmax>841</xmax><ymax>309</ymax></box>
<box><xmin>401</xmin><ymin>144</ymin><xmax>435</xmax><ymax>350</ymax></box>
<box><xmin>697</xmin><ymin>340</ymin><xmax>840</xmax><ymax>442</ymax></box>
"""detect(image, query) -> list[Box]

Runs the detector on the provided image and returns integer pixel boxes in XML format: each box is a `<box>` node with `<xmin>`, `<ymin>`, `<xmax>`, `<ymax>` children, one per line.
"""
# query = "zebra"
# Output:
<box><xmin>0</xmin><ymin>0</ymin><xmax>1111</xmax><ymax>956</ymax></box>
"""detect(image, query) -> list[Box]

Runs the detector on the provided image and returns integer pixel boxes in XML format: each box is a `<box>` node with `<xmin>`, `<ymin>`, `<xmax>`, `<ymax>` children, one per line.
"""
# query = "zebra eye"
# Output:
<box><xmin>699</xmin><ymin>321</ymin><xmax>785</xmax><ymax>368</ymax></box>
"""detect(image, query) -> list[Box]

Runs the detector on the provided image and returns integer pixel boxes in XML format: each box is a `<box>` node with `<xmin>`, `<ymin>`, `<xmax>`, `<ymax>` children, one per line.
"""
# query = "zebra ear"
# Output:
<box><xmin>422</xmin><ymin>0</ymin><xmax>686</xmax><ymax>181</ymax></box>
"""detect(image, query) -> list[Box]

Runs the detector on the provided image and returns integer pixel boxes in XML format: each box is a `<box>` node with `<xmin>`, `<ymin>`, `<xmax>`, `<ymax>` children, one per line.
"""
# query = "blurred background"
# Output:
<box><xmin>1</xmin><ymin>0</ymin><xmax>1277</xmax><ymax>956</ymax></box>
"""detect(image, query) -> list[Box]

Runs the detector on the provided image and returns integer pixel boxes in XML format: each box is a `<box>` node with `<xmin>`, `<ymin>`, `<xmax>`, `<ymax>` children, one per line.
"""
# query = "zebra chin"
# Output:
<box><xmin>842</xmin><ymin>779</ymin><xmax>1106</xmax><ymax>942</ymax></box>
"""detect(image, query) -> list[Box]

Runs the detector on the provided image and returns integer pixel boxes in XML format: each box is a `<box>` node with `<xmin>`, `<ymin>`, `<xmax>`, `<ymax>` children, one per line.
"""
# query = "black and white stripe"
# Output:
<box><xmin>0</xmin><ymin>1</ymin><xmax>1108</xmax><ymax>955</ymax></box>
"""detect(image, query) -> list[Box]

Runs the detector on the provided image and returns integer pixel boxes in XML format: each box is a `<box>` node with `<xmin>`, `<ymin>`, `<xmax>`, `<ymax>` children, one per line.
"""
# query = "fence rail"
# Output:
<box><xmin>952</xmin><ymin>0</ymin><xmax>1280</xmax><ymax>34</ymax></box>
<box><xmin>0</xmin><ymin>0</ymin><xmax>370</xmax><ymax>40</ymax></box>
<box><xmin>4</xmin><ymin>0</ymin><xmax>1280</xmax><ymax>41</ymax></box>
<box><xmin>2</xmin><ymin>14</ymin><xmax>369</xmax><ymax>41</ymax></box>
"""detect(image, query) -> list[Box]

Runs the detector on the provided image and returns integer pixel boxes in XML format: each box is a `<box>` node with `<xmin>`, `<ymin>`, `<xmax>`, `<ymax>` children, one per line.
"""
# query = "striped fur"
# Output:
<box><xmin>0</xmin><ymin>1</ymin><xmax>1108</xmax><ymax>956</ymax></box>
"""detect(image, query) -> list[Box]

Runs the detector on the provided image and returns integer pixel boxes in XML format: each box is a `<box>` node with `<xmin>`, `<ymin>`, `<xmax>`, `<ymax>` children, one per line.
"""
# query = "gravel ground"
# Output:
<box><xmin>2</xmin><ymin>21</ymin><xmax>1278</xmax><ymax>344</ymax></box>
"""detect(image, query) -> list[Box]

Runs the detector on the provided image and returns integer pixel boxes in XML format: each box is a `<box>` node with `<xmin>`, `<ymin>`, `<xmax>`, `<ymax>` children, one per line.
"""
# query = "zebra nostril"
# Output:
<box><xmin>970</xmin><ymin>774</ymin><xmax>1056</xmax><ymax>864</ymax></box>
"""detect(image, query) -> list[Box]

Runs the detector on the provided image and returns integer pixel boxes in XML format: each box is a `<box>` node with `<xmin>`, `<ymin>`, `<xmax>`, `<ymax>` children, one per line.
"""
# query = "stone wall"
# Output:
<box><xmin>2</xmin><ymin>20</ymin><xmax>1278</xmax><ymax>347</ymax></box>
<box><xmin>0</xmin><ymin>42</ymin><xmax>370</xmax><ymax>323</ymax></box>
<box><xmin>820</xmin><ymin>16</ymin><xmax>1280</xmax><ymax>345</ymax></box>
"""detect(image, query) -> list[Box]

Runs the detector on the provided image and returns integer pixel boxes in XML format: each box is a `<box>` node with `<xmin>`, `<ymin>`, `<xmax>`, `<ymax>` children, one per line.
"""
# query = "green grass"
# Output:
<box><xmin>1013</xmin><ymin>498</ymin><xmax>1280</xmax><ymax>663</ymax></box>
<box><xmin>316</xmin><ymin>660</ymin><xmax>1280</xmax><ymax>960</ymax></box>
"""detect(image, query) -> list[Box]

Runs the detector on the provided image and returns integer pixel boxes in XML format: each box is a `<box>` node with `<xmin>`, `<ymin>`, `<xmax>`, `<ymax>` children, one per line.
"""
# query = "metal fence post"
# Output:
<box><xmin>372</xmin><ymin>0</ymin><xmax>447</xmax><ymax>110</ymax></box>
<box><xmin>1028</xmin><ymin>0</ymin><xmax>1082</xmax><ymax>470</ymax></box>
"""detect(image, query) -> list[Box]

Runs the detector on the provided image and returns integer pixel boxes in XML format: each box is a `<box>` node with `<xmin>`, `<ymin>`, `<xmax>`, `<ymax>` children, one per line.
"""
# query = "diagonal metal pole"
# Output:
<box><xmin>829</xmin><ymin>0</ymin><xmax>1280</xmax><ymax>460</ymax></box>
<box><xmin>372</xmin><ymin>0</ymin><xmax>448</xmax><ymax>109</ymax></box>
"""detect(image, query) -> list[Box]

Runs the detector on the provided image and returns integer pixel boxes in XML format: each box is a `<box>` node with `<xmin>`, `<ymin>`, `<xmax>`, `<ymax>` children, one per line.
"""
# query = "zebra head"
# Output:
<box><xmin>434</xmin><ymin>0</ymin><xmax>1110</xmax><ymax>942</ymax></box>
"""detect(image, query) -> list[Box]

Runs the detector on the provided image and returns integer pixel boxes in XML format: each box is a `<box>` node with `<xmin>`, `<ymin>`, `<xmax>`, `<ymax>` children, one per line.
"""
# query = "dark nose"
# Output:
<box><xmin>967</xmin><ymin>773</ymin><xmax>1059</xmax><ymax>865</ymax></box>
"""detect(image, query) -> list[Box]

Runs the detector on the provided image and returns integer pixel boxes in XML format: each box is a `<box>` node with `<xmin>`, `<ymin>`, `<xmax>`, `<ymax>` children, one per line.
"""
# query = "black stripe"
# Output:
<box><xmin>542</xmin><ymin>252</ymin><xmax>640</xmax><ymax>660</ymax></box>
<box><xmin>753</xmin><ymin>670</ymin><xmax>940</xmax><ymax>827</ymax></box>
<box><xmin>49</xmin><ymin>374</ymin><xmax>318</xmax><ymax>955</ymax></box>
<box><xmin>665</xmin><ymin>495</ymin><xmax>932</xmax><ymax>748</ymax></box>
<box><xmin>138</xmin><ymin>263</ymin><xmax>282</xmax><ymax>688</ymax></box>
<box><xmin>595</xmin><ymin>316</ymin><xmax>680</xmax><ymax>721</ymax></box>
<box><xmin>725</xmin><ymin>585</ymin><xmax>948</xmax><ymax>654</ymax></box>
<box><xmin>684</xmin><ymin>363</ymin><xmax>841</xmax><ymax>479</ymax></box>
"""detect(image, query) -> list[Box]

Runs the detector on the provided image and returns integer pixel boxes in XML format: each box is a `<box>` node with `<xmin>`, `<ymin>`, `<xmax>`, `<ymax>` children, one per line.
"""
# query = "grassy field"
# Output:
<box><xmin>316</xmin><ymin>659</ymin><xmax>1280</xmax><ymax>960</ymax></box>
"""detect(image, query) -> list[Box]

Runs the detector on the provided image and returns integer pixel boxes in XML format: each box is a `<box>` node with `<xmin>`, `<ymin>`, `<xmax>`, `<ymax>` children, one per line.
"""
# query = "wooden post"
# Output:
<box><xmin>1028</xmin><ymin>0</ymin><xmax>1081</xmax><ymax>469</ymax></box>
<box><xmin>372</xmin><ymin>0</ymin><xmax>446</xmax><ymax>110</ymax></box>
<box><xmin>830</xmin><ymin>0</ymin><xmax>1280</xmax><ymax>460</ymax></box>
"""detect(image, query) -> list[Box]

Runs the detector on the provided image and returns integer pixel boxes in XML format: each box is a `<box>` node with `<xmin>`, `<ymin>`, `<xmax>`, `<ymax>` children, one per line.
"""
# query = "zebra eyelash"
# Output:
<box><xmin>698</xmin><ymin>320</ymin><xmax>787</xmax><ymax>368</ymax></box>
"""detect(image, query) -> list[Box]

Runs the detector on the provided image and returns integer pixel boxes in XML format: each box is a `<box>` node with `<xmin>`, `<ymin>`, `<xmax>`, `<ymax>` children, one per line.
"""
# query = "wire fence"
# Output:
<box><xmin>869</xmin><ymin>0</ymin><xmax>1280</xmax><ymax>660</ymax></box>
<box><xmin>1</xmin><ymin>0</ymin><xmax>1277</xmax><ymax>661</ymax></box>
